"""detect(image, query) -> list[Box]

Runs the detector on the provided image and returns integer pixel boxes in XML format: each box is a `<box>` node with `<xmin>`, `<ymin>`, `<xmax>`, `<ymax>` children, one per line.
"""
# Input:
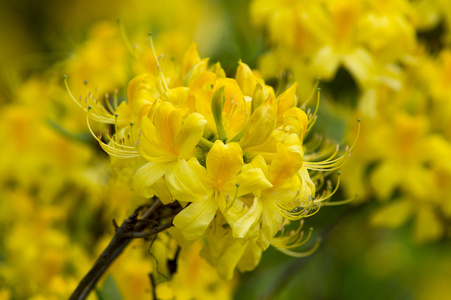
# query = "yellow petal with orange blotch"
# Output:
<box><xmin>154</xmin><ymin>102</ymin><xmax>181</xmax><ymax>150</ymax></box>
<box><xmin>139</xmin><ymin>116</ymin><xmax>176</xmax><ymax>162</ymax></box>
<box><xmin>174</xmin><ymin>113</ymin><xmax>206</xmax><ymax>158</ymax></box>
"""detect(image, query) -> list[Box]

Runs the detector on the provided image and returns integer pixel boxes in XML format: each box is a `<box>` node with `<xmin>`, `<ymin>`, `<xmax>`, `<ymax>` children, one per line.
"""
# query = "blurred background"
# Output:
<box><xmin>1</xmin><ymin>0</ymin><xmax>451</xmax><ymax>299</ymax></box>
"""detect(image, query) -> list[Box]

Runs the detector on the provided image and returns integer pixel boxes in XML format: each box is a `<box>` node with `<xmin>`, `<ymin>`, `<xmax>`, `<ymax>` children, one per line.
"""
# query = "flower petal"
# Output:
<box><xmin>270</xmin><ymin>135</ymin><xmax>304</xmax><ymax>187</ymax></box>
<box><xmin>239</xmin><ymin>96</ymin><xmax>276</xmax><ymax>150</ymax></box>
<box><xmin>276</xmin><ymin>82</ymin><xmax>298</xmax><ymax>125</ymax></box>
<box><xmin>132</xmin><ymin>161</ymin><xmax>171</xmax><ymax>198</ymax></box>
<box><xmin>233</xmin><ymin>168</ymin><xmax>273</xmax><ymax>197</ymax></box>
<box><xmin>216</xmin><ymin>240</ymin><xmax>247</xmax><ymax>280</ymax></box>
<box><xmin>370</xmin><ymin>198</ymin><xmax>412</xmax><ymax>229</ymax></box>
<box><xmin>236</xmin><ymin>60</ymin><xmax>258</xmax><ymax>97</ymax></box>
<box><xmin>232</xmin><ymin>196</ymin><xmax>263</xmax><ymax>240</ymax></box>
<box><xmin>166</xmin><ymin>159</ymin><xmax>208</xmax><ymax>203</ymax></box>
<box><xmin>149</xmin><ymin>177</ymin><xmax>174</xmax><ymax>204</ymax></box>
<box><xmin>237</xmin><ymin>240</ymin><xmax>263</xmax><ymax>272</ymax></box>
<box><xmin>174</xmin><ymin>113</ymin><xmax>207</xmax><ymax>158</ymax></box>
<box><xmin>173</xmin><ymin>193</ymin><xmax>217</xmax><ymax>240</ymax></box>
<box><xmin>258</xmin><ymin>202</ymin><xmax>284</xmax><ymax>250</ymax></box>
<box><xmin>139</xmin><ymin>115</ymin><xmax>176</xmax><ymax>162</ymax></box>
<box><xmin>154</xmin><ymin>102</ymin><xmax>180</xmax><ymax>151</ymax></box>
<box><xmin>207</xmin><ymin>141</ymin><xmax>244</xmax><ymax>187</ymax></box>
<box><xmin>370</xmin><ymin>160</ymin><xmax>402</xmax><ymax>200</ymax></box>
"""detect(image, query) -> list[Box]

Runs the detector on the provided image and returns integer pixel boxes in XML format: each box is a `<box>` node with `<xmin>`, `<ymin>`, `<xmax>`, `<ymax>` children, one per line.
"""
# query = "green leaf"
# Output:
<box><xmin>96</xmin><ymin>274</ymin><xmax>123</xmax><ymax>300</ymax></box>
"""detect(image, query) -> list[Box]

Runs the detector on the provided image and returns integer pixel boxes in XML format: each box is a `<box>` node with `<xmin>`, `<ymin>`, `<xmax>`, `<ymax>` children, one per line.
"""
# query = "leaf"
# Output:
<box><xmin>96</xmin><ymin>274</ymin><xmax>123</xmax><ymax>300</ymax></box>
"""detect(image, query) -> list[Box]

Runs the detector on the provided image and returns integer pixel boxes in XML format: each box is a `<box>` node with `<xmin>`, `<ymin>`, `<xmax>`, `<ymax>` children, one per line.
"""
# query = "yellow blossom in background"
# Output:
<box><xmin>250</xmin><ymin>0</ymin><xmax>418</xmax><ymax>101</ymax></box>
<box><xmin>338</xmin><ymin>44</ymin><xmax>451</xmax><ymax>243</ymax></box>
<box><xmin>4</xmin><ymin>0</ymin><xmax>451</xmax><ymax>299</ymax></box>
<box><xmin>250</xmin><ymin>0</ymin><xmax>451</xmax><ymax>246</ymax></box>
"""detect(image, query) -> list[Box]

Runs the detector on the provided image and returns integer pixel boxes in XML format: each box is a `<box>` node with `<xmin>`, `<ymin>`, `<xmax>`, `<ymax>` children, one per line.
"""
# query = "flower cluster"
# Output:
<box><xmin>67</xmin><ymin>40</ymin><xmax>356</xmax><ymax>279</ymax></box>
<box><xmin>250</xmin><ymin>0</ymin><xmax>451</xmax><ymax>243</ymax></box>
<box><xmin>251</xmin><ymin>0</ymin><xmax>422</xmax><ymax>112</ymax></box>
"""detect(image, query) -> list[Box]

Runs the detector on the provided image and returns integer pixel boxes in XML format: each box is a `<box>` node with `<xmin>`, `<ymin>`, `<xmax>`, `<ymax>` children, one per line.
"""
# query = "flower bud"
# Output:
<box><xmin>211</xmin><ymin>86</ymin><xmax>228</xmax><ymax>141</ymax></box>
<box><xmin>240</xmin><ymin>95</ymin><xmax>276</xmax><ymax>149</ymax></box>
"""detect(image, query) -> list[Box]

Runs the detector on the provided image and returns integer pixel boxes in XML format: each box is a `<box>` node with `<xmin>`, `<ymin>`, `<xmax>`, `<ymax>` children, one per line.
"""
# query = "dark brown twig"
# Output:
<box><xmin>69</xmin><ymin>198</ymin><xmax>179</xmax><ymax>300</ymax></box>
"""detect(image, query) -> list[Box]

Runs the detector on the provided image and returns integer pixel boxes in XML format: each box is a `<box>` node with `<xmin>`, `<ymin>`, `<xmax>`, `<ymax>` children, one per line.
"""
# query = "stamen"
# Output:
<box><xmin>299</xmin><ymin>77</ymin><xmax>320</xmax><ymax>108</ymax></box>
<box><xmin>105</xmin><ymin>93</ymin><xmax>115</xmax><ymax>114</ymax></box>
<box><xmin>148</xmin><ymin>32</ymin><xmax>169</xmax><ymax>92</ymax></box>
<box><xmin>313</xmin><ymin>172</ymin><xmax>341</xmax><ymax>204</ymax></box>
<box><xmin>228</xmin><ymin>101</ymin><xmax>239</xmax><ymax>119</ymax></box>
<box><xmin>114</xmin><ymin>89</ymin><xmax>118</xmax><ymax>110</ymax></box>
<box><xmin>117</xmin><ymin>19</ymin><xmax>135</xmax><ymax>55</ymax></box>
<box><xmin>130</xmin><ymin>123</ymin><xmax>135</xmax><ymax>146</ymax></box>
<box><xmin>225</xmin><ymin>183</ymin><xmax>240</xmax><ymax>212</ymax></box>
<box><xmin>324</xmin><ymin>194</ymin><xmax>357</xmax><ymax>206</ymax></box>
<box><xmin>115</xmin><ymin>114</ymin><xmax>119</xmax><ymax>135</ymax></box>
<box><xmin>64</xmin><ymin>75</ymin><xmax>84</xmax><ymax>111</ymax></box>
<box><xmin>85</xmin><ymin>109</ymin><xmax>139</xmax><ymax>158</ymax></box>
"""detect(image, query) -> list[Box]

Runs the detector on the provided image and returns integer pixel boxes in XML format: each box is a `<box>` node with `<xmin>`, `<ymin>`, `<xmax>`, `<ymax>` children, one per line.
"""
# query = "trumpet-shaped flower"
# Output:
<box><xmin>133</xmin><ymin>101</ymin><xmax>207</xmax><ymax>203</ymax></box>
<box><xmin>171</xmin><ymin>140</ymin><xmax>272</xmax><ymax>240</ymax></box>
<box><xmin>233</xmin><ymin>134</ymin><xmax>312</xmax><ymax>250</ymax></box>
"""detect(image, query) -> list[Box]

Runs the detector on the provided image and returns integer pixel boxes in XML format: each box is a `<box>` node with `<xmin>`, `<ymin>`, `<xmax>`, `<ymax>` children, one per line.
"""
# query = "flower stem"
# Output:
<box><xmin>69</xmin><ymin>198</ymin><xmax>180</xmax><ymax>300</ymax></box>
<box><xmin>198</xmin><ymin>137</ymin><xmax>214</xmax><ymax>151</ymax></box>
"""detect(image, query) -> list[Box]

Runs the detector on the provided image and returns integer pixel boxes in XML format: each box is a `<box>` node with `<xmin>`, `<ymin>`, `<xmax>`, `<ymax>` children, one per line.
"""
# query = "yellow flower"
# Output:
<box><xmin>233</xmin><ymin>134</ymin><xmax>309</xmax><ymax>250</ymax></box>
<box><xmin>72</xmin><ymin>38</ymin><xmax>355</xmax><ymax>280</ymax></box>
<box><xmin>133</xmin><ymin>101</ymin><xmax>207</xmax><ymax>203</ymax></box>
<box><xmin>200</xmin><ymin>215</ymin><xmax>263</xmax><ymax>280</ymax></box>
<box><xmin>171</xmin><ymin>140</ymin><xmax>272</xmax><ymax>240</ymax></box>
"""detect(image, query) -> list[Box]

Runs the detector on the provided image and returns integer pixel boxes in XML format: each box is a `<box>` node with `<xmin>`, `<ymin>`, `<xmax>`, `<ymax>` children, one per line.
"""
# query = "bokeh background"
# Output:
<box><xmin>1</xmin><ymin>0</ymin><xmax>451</xmax><ymax>299</ymax></box>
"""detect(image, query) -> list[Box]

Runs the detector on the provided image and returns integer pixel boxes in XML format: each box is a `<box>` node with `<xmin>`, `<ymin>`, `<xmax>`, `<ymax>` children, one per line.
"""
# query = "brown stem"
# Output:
<box><xmin>69</xmin><ymin>198</ymin><xmax>178</xmax><ymax>300</ymax></box>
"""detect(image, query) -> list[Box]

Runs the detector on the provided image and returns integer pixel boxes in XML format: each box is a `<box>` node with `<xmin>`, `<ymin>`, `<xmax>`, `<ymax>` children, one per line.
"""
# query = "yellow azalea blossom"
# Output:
<box><xmin>250</xmin><ymin>0</ymin><xmax>417</xmax><ymax>102</ymax></box>
<box><xmin>233</xmin><ymin>134</ymin><xmax>309</xmax><ymax>250</ymax></box>
<box><xmin>133</xmin><ymin>101</ymin><xmax>207</xmax><ymax>203</ymax></box>
<box><xmin>200</xmin><ymin>214</ymin><xmax>263</xmax><ymax>280</ymax></box>
<box><xmin>72</xmin><ymin>39</ymin><xmax>356</xmax><ymax>281</ymax></box>
<box><xmin>172</xmin><ymin>140</ymin><xmax>272</xmax><ymax>240</ymax></box>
